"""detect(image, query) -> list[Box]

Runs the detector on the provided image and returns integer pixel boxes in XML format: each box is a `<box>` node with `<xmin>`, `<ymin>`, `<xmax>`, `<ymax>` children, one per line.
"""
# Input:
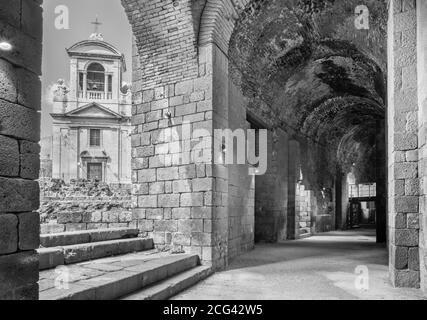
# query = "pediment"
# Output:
<box><xmin>65</xmin><ymin>103</ymin><xmax>123</xmax><ymax>119</ymax></box>
<box><xmin>67</xmin><ymin>40</ymin><xmax>122</xmax><ymax>58</ymax></box>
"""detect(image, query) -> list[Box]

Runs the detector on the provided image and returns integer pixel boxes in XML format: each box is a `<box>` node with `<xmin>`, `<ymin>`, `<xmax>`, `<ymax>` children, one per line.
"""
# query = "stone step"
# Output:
<box><xmin>121</xmin><ymin>265</ymin><xmax>213</xmax><ymax>300</ymax></box>
<box><xmin>39</xmin><ymin>252</ymin><xmax>200</xmax><ymax>300</ymax></box>
<box><xmin>38</xmin><ymin>238</ymin><xmax>154</xmax><ymax>270</ymax></box>
<box><xmin>40</xmin><ymin>228</ymin><xmax>140</xmax><ymax>248</ymax></box>
<box><xmin>38</xmin><ymin>247</ymin><xmax>65</xmax><ymax>271</ymax></box>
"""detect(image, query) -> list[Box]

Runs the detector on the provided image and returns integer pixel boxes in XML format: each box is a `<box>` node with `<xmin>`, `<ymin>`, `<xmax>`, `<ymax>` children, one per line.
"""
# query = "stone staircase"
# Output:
<box><xmin>38</xmin><ymin>228</ymin><xmax>212</xmax><ymax>300</ymax></box>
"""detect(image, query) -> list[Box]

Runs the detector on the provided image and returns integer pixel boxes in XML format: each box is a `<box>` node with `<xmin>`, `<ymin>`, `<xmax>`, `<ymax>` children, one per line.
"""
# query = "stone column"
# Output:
<box><xmin>388</xmin><ymin>0</ymin><xmax>420</xmax><ymax>288</ymax></box>
<box><xmin>287</xmin><ymin>140</ymin><xmax>300</xmax><ymax>240</ymax></box>
<box><xmin>416</xmin><ymin>0</ymin><xmax>427</xmax><ymax>293</ymax></box>
<box><xmin>376</xmin><ymin>119</ymin><xmax>387</xmax><ymax>243</ymax></box>
<box><xmin>0</xmin><ymin>0</ymin><xmax>43</xmax><ymax>300</ymax></box>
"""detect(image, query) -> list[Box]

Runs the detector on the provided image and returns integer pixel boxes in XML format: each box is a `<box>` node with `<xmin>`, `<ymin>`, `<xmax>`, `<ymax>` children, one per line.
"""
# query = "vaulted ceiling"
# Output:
<box><xmin>229</xmin><ymin>0</ymin><xmax>387</xmax><ymax>186</ymax></box>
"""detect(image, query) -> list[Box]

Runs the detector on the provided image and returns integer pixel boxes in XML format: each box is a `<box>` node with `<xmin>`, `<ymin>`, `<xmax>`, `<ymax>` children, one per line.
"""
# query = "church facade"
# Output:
<box><xmin>50</xmin><ymin>31</ymin><xmax>132</xmax><ymax>184</ymax></box>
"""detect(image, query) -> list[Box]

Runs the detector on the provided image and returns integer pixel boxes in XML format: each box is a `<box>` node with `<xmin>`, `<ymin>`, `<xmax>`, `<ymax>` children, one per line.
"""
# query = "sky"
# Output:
<box><xmin>41</xmin><ymin>0</ymin><xmax>133</xmax><ymax>156</ymax></box>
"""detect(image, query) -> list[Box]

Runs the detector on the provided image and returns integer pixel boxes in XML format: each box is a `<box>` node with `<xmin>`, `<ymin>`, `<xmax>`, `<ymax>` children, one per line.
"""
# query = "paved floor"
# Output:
<box><xmin>174</xmin><ymin>230</ymin><xmax>426</xmax><ymax>300</ymax></box>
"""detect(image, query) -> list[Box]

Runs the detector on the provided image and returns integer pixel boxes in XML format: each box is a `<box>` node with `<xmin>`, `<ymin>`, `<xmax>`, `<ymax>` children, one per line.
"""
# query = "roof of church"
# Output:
<box><xmin>66</xmin><ymin>39</ymin><xmax>126</xmax><ymax>71</ymax></box>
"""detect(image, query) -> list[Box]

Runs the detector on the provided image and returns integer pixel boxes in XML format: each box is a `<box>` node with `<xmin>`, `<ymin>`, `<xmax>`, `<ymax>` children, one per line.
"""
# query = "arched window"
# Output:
<box><xmin>87</xmin><ymin>62</ymin><xmax>105</xmax><ymax>92</ymax></box>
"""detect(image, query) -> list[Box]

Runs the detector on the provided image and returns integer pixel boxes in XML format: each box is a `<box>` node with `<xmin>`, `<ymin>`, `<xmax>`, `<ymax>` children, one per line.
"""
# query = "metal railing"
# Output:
<box><xmin>349</xmin><ymin>183</ymin><xmax>376</xmax><ymax>198</ymax></box>
<box><xmin>78</xmin><ymin>91</ymin><xmax>113</xmax><ymax>100</ymax></box>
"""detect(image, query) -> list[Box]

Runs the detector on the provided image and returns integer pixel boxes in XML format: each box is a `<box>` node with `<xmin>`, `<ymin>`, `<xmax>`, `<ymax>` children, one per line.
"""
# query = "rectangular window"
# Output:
<box><xmin>89</xmin><ymin>129</ymin><xmax>101</xmax><ymax>147</ymax></box>
<box><xmin>79</xmin><ymin>73</ymin><xmax>84</xmax><ymax>92</ymax></box>
<box><xmin>87</xmin><ymin>163</ymin><xmax>103</xmax><ymax>181</ymax></box>
<box><xmin>108</xmin><ymin>75</ymin><xmax>112</xmax><ymax>92</ymax></box>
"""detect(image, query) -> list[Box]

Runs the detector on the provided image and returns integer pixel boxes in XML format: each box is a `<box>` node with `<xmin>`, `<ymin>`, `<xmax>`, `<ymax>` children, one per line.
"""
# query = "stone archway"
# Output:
<box><xmin>120</xmin><ymin>0</ymin><xmax>425</xmax><ymax>289</ymax></box>
<box><xmin>1</xmin><ymin>0</ymin><xmax>426</xmax><ymax>300</ymax></box>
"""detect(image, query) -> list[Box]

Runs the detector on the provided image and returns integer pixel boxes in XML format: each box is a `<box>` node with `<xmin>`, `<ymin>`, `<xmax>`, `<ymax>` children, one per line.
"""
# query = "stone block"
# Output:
<box><xmin>0</xmin><ymin>214</ymin><xmax>18</xmax><ymax>254</ymax></box>
<box><xmin>391</xmin><ymin>245</ymin><xmax>408</xmax><ymax>270</ymax></box>
<box><xmin>394</xmin><ymin>133</ymin><xmax>417</xmax><ymax>151</ymax></box>
<box><xmin>192</xmin><ymin>207</ymin><xmax>212</xmax><ymax>219</ymax></box>
<box><xmin>157</xmin><ymin>167</ymin><xmax>179</xmax><ymax>181</ymax></box>
<box><xmin>20</xmin><ymin>153</ymin><xmax>40</xmax><ymax>180</ymax></box>
<box><xmin>173</xmin><ymin>180</ymin><xmax>192</xmax><ymax>193</ymax></box>
<box><xmin>192</xmin><ymin>178</ymin><xmax>213</xmax><ymax>192</ymax></box>
<box><xmin>0</xmin><ymin>59</ymin><xmax>17</xmax><ymax>102</ymax></box>
<box><xmin>172</xmin><ymin>208</ymin><xmax>191</xmax><ymax>219</ymax></box>
<box><xmin>138</xmin><ymin>220</ymin><xmax>154</xmax><ymax>232</ymax></box>
<box><xmin>180</xmin><ymin>193</ymin><xmax>204</xmax><ymax>207</ymax></box>
<box><xmin>191</xmin><ymin>232</ymin><xmax>212</xmax><ymax>246</ymax></box>
<box><xmin>18</xmin><ymin>212</ymin><xmax>40</xmax><ymax>250</ymax></box>
<box><xmin>149</xmin><ymin>182</ymin><xmax>165</xmax><ymax>194</ymax></box>
<box><xmin>394</xmin><ymin>163</ymin><xmax>418</xmax><ymax>179</ymax></box>
<box><xmin>173</xmin><ymin>233</ymin><xmax>191</xmax><ymax>246</ymax></box>
<box><xmin>38</xmin><ymin>248</ymin><xmax>64</xmax><ymax>271</ymax></box>
<box><xmin>0</xmin><ymin>177</ymin><xmax>39</xmax><ymax>213</ymax></box>
<box><xmin>16</xmin><ymin>67</ymin><xmax>41</xmax><ymax>110</ymax></box>
<box><xmin>0</xmin><ymin>99</ymin><xmax>40</xmax><ymax>142</ymax></box>
<box><xmin>57</xmin><ymin>212</ymin><xmax>83</xmax><ymax>224</ymax></box>
<box><xmin>393</xmin><ymin>269</ymin><xmax>420</xmax><ymax>288</ymax></box>
<box><xmin>154</xmin><ymin>220</ymin><xmax>178</xmax><ymax>233</ymax></box>
<box><xmin>407</xmin><ymin>213</ymin><xmax>419</xmax><ymax>229</ymax></box>
<box><xmin>409</xmin><ymin>247</ymin><xmax>420</xmax><ymax>271</ymax></box>
<box><xmin>0</xmin><ymin>252</ymin><xmax>39</xmax><ymax>296</ymax></box>
<box><xmin>146</xmin><ymin>208</ymin><xmax>163</xmax><ymax>220</ymax></box>
<box><xmin>0</xmin><ymin>135</ymin><xmax>19</xmax><ymax>177</ymax></box>
<box><xmin>395</xmin><ymin>229</ymin><xmax>419</xmax><ymax>247</ymax></box>
<box><xmin>40</xmin><ymin>224</ymin><xmax>65</xmax><ymax>235</ymax></box>
<box><xmin>178</xmin><ymin>220</ymin><xmax>203</xmax><ymax>233</ymax></box>
<box><xmin>65</xmin><ymin>223</ymin><xmax>87</xmax><ymax>232</ymax></box>
<box><xmin>179</xmin><ymin>165</ymin><xmax>197</xmax><ymax>179</ymax></box>
<box><xmin>395</xmin><ymin>195</ymin><xmax>419</xmax><ymax>213</ymax></box>
<box><xmin>138</xmin><ymin>195</ymin><xmax>158</xmax><ymax>208</ymax></box>
<box><xmin>158</xmin><ymin>194</ymin><xmax>180</xmax><ymax>207</ymax></box>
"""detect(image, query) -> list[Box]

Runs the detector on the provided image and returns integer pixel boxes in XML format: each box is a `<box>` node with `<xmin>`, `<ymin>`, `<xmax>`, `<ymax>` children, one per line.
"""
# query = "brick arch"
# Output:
<box><xmin>197</xmin><ymin>0</ymin><xmax>250</xmax><ymax>54</ymax></box>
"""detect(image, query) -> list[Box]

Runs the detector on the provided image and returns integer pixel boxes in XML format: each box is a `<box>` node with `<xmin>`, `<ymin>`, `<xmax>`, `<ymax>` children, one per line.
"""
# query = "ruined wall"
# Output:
<box><xmin>39</xmin><ymin>180</ymin><xmax>132</xmax><ymax>234</ymax></box>
<box><xmin>388</xmin><ymin>0</ymin><xmax>421</xmax><ymax>288</ymax></box>
<box><xmin>0</xmin><ymin>0</ymin><xmax>42</xmax><ymax>300</ymax></box>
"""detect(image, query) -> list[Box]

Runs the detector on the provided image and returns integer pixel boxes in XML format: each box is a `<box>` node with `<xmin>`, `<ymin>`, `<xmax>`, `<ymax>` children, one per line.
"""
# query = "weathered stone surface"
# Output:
<box><xmin>0</xmin><ymin>214</ymin><xmax>18</xmax><ymax>254</ymax></box>
<box><xmin>0</xmin><ymin>100</ymin><xmax>40</xmax><ymax>142</ymax></box>
<box><xmin>0</xmin><ymin>252</ymin><xmax>39</xmax><ymax>295</ymax></box>
<box><xmin>39</xmin><ymin>179</ymin><xmax>132</xmax><ymax>231</ymax></box>
<box><xmin>0</xmin><ymin>177</ymin><xmax>39</xmax><ymax>213</ymax></box>
<box><xmin>38</xmin><ymin>248</ymin><xmax>65</xmax><ymax>271</ymax></box>
<box><xmin>20</xmin><ymin>153</ymin><xmax>40</xmax><ymax>180</ymax></box>
<box><xmin>18</xmin><ymin>212</ymin><xmax>40</xmax><ymax>250</ymax></box>
<box><xmin>395</xmin><ymin>229</ymin><xmax>419</xmax><ymax>247</ymax></box>
<box><xmin>0</xmin><ymin>135</ymin><xmax>19</xmax><ymax>177</ymax></box>
<box><xmin>63</xmin><ymin>238</ymin><xmax>153</xmax><ymax>265</ymax></box>
<box><xmin>39</xmin><ymin>253</ymin><xmax>200</xmax><ymax>300</ymax></box>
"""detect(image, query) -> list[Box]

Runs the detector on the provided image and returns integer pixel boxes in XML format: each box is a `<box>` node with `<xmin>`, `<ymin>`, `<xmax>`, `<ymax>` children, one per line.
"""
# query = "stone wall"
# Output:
<box><xmin>388</xmin><ymin>0</ymin><xmax>421</xmax><ymax>288</ymax></box>
<box><xmin>227</xmin><ymin>81</ymin><xmax>255</xmax><ymax>258</ymax></box>
<box><xmin>0</xmin><ymin>0</ymin><xmax>42</xmax><ymax>300</ymax></box>
<box><xmin>416</xmin><ymin>0</ymin><xmax>427</xmax><ymax>294</ymax></box>
<box><xmin>39</xmin><ymin>179</ymin><xmax>132</xmax><ymax>234</ymax></box>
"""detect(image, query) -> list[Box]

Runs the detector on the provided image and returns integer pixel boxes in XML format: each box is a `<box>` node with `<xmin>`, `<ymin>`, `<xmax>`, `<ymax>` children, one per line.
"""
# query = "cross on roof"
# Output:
<box><xmin>91</xmin><ymin>16</ymin><xmax>102</xmax><ymax>33</ymax></box>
